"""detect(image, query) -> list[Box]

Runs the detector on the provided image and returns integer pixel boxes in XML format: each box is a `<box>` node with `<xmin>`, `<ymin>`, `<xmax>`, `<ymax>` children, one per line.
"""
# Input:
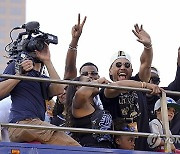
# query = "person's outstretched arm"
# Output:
<box><xmin>74</xmin><ymin>77</ymin><xmax>109</xmax><ymax>109</ymax></box>
<box><xmin>64</xmin><ymin>14</ymin><xmax>87</xmax><ymax>80</ymax></box>
<box><xmin>36</xmin><ymin>44</ymin><xmax>64</xmax><ymax>97</ymax></box>
<box><xmin>104</xmin><ymin>80</ymin><xmax>162</xmax><ymax>98</ymax></box>
<box><xmin>132</xmin><ymin>24</ymin><xmax>153</xmax><ymax>82</ymax></box>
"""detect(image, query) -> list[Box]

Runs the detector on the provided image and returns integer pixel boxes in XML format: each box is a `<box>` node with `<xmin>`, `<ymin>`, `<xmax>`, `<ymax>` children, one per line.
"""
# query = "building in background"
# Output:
<box><xmin>0</xmin><ymin>0</ymin><xmax>25</xmax><ymax>73</ymax></box>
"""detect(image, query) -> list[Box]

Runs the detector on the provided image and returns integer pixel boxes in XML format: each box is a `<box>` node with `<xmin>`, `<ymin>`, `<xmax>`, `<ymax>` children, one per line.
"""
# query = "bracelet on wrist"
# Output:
<box><xmin>143</xmin><ymin>82</ymin><xmax>147</xmax><ymax>88</ymax></box>
<box><xmin>69</xmin><ymin>45</ymin><xmax>78</xmax><ymax>51</ymax></box>
<box><xmin>140</xmin><ymin>81</ymin><xmax>147</xmax><ymax>88</ymax></box>
<box><xmin>144</xmin><ymin>44</ymin><xmax>152</xmax><ymax>50</ymax></box>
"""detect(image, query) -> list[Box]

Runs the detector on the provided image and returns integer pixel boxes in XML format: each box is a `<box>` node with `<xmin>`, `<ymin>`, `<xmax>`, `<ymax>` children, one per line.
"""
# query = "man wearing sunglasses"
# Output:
<box><xmin>79</xmin><ymin>62</ymin><xmax>104</xmax><ymax>110</ymax></box>
<box><xmin>64</xmin><ymin>14</ymin><xmax>99</xmax><ymax>81</ymax></box>
<box><xmin>99</xmin><ymin>24</ymin><xmax>161</xmax><ymax>151</ymax></box>
<box><xmin>146</xmin><ymin>66</ymin><xmax>161</xmax><ymax>121</ymax></box>
<box><xmin>149</xmin><ymin>67</ymin><xmax>160</xmax><ymax>85</ymax></box>
<box><xmin>79</xmin><ymin>62</ymin><xmax>100</xmax><ymax>80</ymax></box>
<box><xmin>63</xmin><ymin>14</ymin><xmax>104</xmax><ymax>110</ymax></box>
<box><xmin>51</xmin><ymin>14</ymin><xmax>88</xmax><ymax>126</ymax></box>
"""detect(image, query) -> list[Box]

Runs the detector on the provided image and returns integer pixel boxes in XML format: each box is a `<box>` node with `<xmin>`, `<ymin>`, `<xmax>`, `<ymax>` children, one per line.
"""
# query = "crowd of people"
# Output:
<box><xmin>0</xmin><ymin>14</ymin><xmax>180</xmax><ymax>152</ymax></box>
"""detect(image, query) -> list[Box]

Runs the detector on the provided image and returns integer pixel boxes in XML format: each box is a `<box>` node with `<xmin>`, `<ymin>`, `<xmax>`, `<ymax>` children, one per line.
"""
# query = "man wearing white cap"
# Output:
<box><xmin>99</xmin><ymin>24</ymin><xmax>161</xmax><ymax>151</ymax></box>
<box><xmin>146</xmin><ymin>66</ymin><xmax>161</xmax><ymax>120</ymax></box>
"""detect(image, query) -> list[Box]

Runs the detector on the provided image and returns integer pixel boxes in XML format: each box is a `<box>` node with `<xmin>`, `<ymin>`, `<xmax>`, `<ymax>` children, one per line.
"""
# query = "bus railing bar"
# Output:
<box><xmin>1</xmin><ymin>74</ymin><xmax>180</xmax><ymax>96</ymax></box>
<box><xmin>1</xmin><ymin>123</ymin><xmax>180</xmax><ymax>139</ymax></box>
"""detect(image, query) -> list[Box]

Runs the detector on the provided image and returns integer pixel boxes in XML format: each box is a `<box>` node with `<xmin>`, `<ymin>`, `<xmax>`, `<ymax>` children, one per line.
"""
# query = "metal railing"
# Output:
<box><xmin>1</xmin><ymin>74</ymin><xmax>180</xmax><ymax>153</ymax></box>
<box><xmin>1</xmin><ymin>74</ymin><xmax>180</xmax><ymax>96</ymax></box>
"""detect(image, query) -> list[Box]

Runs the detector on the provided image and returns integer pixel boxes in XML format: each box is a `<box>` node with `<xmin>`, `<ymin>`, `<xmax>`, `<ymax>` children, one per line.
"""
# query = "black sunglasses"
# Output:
<box><xmin>150</xmin><ymin>76</ymin><xmax>160</xmax><ymax>84</ymax></box>
<box><xmin>115</xmin><ymin>62</ymin><xmax>131</xmax><ymax>68</ymax></box>
<box><xmin>81</xmin><ymin>71</ymin><xmax>98</xmax><ymax>76</ymax></box>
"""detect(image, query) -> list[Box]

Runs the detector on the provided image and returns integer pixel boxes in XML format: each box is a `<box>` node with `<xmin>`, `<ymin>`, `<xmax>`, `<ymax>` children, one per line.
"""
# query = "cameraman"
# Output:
<box><xmin>0</xmin><ymin>44</ymin><xmax>80</xmax><ymax>146</ymax></box>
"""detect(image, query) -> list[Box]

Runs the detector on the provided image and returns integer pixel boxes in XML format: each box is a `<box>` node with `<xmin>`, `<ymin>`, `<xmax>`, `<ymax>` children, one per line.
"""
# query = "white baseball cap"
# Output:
<box><xmin>151</xmin><ymin>66</ymin><xmax>160</xmax><ymax>76</ymax></box>
<box><xmin>154</xmin><ymin>97</ymin><xmax>180</xmax><ymax>112</ymax></box>
<box><xmin>110</xmin><ymin>51</ymin><xmax>131</xmax><ymax>66</ymax></box>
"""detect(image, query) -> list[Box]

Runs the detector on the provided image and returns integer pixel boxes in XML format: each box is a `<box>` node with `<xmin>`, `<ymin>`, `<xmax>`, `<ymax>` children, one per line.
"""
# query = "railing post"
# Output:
<box><xmin>160</xmin><ymin>91</ymin><xmax>171</xmax><ymax>152</ymax></box>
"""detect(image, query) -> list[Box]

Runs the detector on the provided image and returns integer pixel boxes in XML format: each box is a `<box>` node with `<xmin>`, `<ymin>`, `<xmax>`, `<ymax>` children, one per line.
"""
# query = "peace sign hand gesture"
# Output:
<box><xmin>72</xmin><ymin>13</ymin><xmax>87</xmax><ymax>39</ymax></box>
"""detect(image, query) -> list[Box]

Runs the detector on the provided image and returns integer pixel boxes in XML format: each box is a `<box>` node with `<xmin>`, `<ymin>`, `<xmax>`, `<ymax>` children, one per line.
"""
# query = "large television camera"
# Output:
<box><xmin>5</xmin><ymin>21</ymin><xmax>58</xmax><ymax>74</ymax></box>
<box><xmin>6</xmin><ymin>21</ymin><xmax>58</xmax><ymax>61</ymax></box>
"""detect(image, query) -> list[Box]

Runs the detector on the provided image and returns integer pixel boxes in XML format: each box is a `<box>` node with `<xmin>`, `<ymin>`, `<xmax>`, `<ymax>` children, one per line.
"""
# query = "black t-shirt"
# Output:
<box><xmin>99</xmin><ymin>74</ymin><xmax>151</xmax><ymax>151</ymax></box>
<box><xmin>50</xmin><ymin>114</ymin><xmax>66</xmax><ymax>126</ymax></box>
<box><xmin>72</xmin><ymin>108</ymin><xmax>113</xmax><ymax>148</ymax></box>
<box><xmin>99</xmin><ymin>90</ymin><xmax>140</xmax><ymax>121</ymax></box>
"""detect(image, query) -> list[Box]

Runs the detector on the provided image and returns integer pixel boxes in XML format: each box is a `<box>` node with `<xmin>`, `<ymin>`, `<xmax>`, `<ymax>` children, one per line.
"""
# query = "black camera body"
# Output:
<box><xmin>21</xmin><ymin>33</ymin><xmax>58</xmax><ymax>53</ymax></box>
<box><xmin>6</xmin><ymin>21</ymin><xmax>58</xmax><ymax>60</ymax></box>
<box><xmin>5</xmin><ymin>21</ymin><xmax>58</xmax><ymax>74</ymax></box>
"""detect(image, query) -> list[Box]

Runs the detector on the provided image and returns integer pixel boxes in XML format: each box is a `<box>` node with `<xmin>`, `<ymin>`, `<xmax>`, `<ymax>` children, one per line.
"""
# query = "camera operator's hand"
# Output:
<box><xmin>35</xmin><ymin>43</ymin><xmax>64</xmax><ymax>97</ymax></box>
<box><xmin>18</xmin><ymin>59</ymin><xmax>34</xmax><ymax>75</ymax></box>
<box><xmin>35</xmin><ymin>43</ymin><xmax>51</xmax><ymax>64</ymax></box>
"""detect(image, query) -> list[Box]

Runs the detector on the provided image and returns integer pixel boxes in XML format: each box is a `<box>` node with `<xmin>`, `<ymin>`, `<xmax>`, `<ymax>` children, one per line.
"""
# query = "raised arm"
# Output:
<box><xmin>64</xmin><ymin>14</ymin><xmax>87</xmax><ymax>80</ymax></box>
<box><xmin>132</xmin><ymin>24</ymin><xmax>153</xmax><ymax>82</ymax></box>
<box><xmin>36</xmin><ymin>44</ymin><xmax>64</xmax><ymax>97</ymax></box>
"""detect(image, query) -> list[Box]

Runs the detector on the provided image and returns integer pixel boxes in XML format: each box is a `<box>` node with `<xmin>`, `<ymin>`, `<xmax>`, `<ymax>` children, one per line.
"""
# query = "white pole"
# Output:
<box><xmin>160</xmin><ymin>91</ymin><xmax>171</xmax><ymax>152</ymax></box>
